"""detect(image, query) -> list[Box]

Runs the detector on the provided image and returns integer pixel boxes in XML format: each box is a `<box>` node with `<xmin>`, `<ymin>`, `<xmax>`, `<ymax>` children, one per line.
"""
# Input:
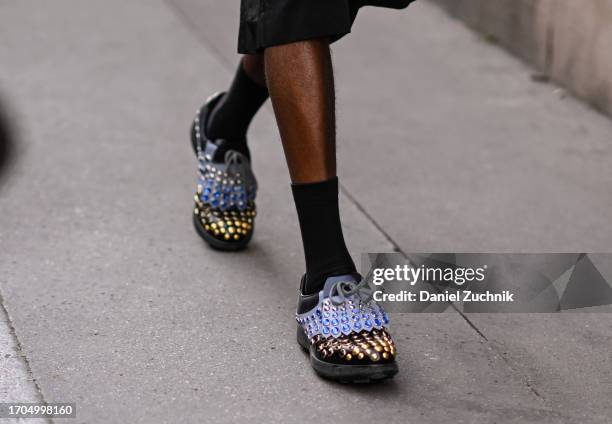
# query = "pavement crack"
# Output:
<box><xmin>338</xmin><ymin>187</ymin><xmax>550</xmax><ymax>406</ymax></box>
<box><xmin>451</xmin><ymin>300</ymin><xmax>550</xmax><ymax>406</ymax></box>
<box><xmin>0</xmin><ymin>293</ymin><xmax>52</xmax><ymax>423</ymax></box>
<box><xmin>339</xmin><ymin>184</ymin><xmax>404</xmax><ymax>253</ymax></box>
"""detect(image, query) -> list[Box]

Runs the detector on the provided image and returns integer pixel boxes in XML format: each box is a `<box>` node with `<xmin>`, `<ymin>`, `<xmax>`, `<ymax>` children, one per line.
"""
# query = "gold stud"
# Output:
<box><xmin>194</xmin><ymin>208</ymin><xmax>199</xmax><ymax>215</ymax></box>
<box><xmin>352</xmin><ymin>347</ymin><xmax>360</xmax><ymax>355</ymax></box>
<box><xmin>219</xmin><ymin>227</ymin><xmax>225</xmax><ymax>233</ymax></box>
<box><xmin>228</xmin><ymin>226</ymin><xmax>235</xmax><ymax>234</ymax></box>
<box><xmin>374</xmin><ymin>346</ymin><xmax>382</xmax><ymax>352</ymax></box>
<box><xmin>218</xmin><ymin>220</ymin><xmax>224</xmax><ymax>227</ymax></box>
<box><xmin>357</xmin><ymin>353</ymin><xmax>365</xmax><ymax>360</ymax></box>
<box><xmin>382</xmin><ymin>352</ymin><xmax>389</xmax><ymax>359</ymax></box>
<box><xmin>370</xmin><ymin>352</ymin><xmax>380</xmax><ymax>361</ymax></box>
<box><xmin>345</xmin><ymin>353</ymin><xmax>352</xmax><ymax>361</ymax></box>
<box><xmin>211</xmin><ymin>223</ymin><xmax>217</xmax><ymax>229</ymax></box>
<box><xmin>233</xmin><ymin>234</ymin><xmax>239</xmax><ymax>240</ymax></box>
<box><xmin>224</xmin><ymin>233</ymin><xmax>230</xmax><ymax>240</ymax></box>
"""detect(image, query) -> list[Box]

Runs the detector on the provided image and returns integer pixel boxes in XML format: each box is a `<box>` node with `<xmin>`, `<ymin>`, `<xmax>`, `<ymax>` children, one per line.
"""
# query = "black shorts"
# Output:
<box><xmin>238</xmin><ymin>0</ymin><xmax>415</xmax><ymax>54</ymax></box>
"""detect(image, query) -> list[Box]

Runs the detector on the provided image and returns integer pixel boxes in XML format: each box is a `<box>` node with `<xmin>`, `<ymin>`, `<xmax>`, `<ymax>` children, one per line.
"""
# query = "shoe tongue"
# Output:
<box><xmin>322</xmin><ymin>274</ymin><xmax>359</xmax><ymax>297</ymax></box>
<box><xmin>208</xmin><ymin>139</ymin><xmax>250</xmax><ymax>162</ymax></box>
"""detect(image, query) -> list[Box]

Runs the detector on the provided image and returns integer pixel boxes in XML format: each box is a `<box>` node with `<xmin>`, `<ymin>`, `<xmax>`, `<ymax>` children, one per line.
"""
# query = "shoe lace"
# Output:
<box><xmin>330</xmin><ymin>279</ymin><xmax>374</xmax><ymax>306</ymax></box>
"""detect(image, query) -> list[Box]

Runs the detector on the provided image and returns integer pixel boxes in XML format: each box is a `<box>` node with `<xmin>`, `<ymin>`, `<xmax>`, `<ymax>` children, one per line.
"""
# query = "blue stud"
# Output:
<box><xmin>322</xmin><ymin>327</ymin><xmax>330</xmax><ymax>335</ymax></box>
<box><xmin>331</xmin><ymin>327</ymin><xmax>340</xmax><ymax>336</ymax></box>
<box><xmin>331</xmin><ymin>319</ymin><xmax>339</xmax><ymax>326</ymax></box>
<box><xmin>364</xmin><ymin>319</ymin><xmax>372</xmax><ymax>328</ymax></box>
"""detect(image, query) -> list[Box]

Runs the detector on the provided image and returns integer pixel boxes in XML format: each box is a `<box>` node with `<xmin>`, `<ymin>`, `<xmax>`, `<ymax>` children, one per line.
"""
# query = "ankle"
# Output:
<box><xmin>206</xmin><ymin>63</ymin><xmax>269</xmax><ymax>142</ymax></box>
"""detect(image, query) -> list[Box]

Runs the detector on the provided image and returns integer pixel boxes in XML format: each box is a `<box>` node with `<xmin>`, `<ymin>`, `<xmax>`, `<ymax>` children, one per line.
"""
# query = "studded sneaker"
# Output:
<box><xmin>191</xmin><ymin>93</ymin><xmax>257</xmax><ymax>250</ymax></box>
<box><xmin>296</xmin><ymin>274</ymin><xmax>398</xmax><ymax>383</ymax></box>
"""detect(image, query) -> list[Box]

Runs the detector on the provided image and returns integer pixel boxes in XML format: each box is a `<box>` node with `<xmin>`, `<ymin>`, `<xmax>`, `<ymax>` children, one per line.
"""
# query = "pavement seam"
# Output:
<box><xmin>339</xmin><ymin>184</ymin><xmax>403</xmax><ymax>254</ymax></box>
<box><xmin>0</xmin><ymin>294</ymin><xmax>53</xmax><ymax>424</ymax></box>
<box><xmin>340</xmin><ymin>187</ymin><xmax>552</xmax><ymax>408</ymax></box>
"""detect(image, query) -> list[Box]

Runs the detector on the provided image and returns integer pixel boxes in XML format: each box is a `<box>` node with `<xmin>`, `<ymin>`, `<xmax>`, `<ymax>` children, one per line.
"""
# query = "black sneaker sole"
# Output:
<box><xmin>193</xmin><ymin>213</ymin><xmax>253</xmax><ymax>251</ymax></box>
<box><xmin>296</xmin><ymin>326</ymin><xmax>398</xmax><ymax>384</ymax></box>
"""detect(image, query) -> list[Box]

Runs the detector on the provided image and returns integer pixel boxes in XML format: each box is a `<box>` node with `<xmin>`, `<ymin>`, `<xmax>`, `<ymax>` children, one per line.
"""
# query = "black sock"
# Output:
<box><xmin>206</xmin><ymin>62</ymin><xmax>269</xmax><ymax>155</ymax></box>
<box><xmin>292</xmin><ymin>177</ymin><xmax>357</xmax><ymax>294</ymax></box>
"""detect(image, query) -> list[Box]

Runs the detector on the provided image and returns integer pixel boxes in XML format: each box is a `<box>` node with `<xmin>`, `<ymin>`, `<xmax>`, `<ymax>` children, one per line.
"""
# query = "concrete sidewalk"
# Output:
<box><xmin>1</xmin><ymin>0</ymin><xmax>611</xmax><ymax>423</ymax></box>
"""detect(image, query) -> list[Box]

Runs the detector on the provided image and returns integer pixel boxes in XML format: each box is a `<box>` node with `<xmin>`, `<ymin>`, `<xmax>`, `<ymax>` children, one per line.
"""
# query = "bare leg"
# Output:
<box><xmin>264</xmin><ymin>38</ymin><xmax>336</xmax><ymax>183</ymax></box>
<box><xmin>264</xmin><ymin>38</ymin><xmax>354</xmax><ymax>292</ymax></box>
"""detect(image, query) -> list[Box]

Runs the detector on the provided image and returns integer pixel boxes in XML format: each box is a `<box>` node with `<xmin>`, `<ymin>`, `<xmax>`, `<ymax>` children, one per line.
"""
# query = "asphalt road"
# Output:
<box><xmin>1</xmin><ymin>1</ymin><xmax>611</xmax><ymax>423</ymax></box>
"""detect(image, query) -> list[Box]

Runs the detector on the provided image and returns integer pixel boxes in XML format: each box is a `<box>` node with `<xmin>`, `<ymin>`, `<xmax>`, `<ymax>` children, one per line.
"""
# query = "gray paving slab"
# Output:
<box><xmin>148</xmin><ymin>1</ymin><xmax>612</xmax><ymax>422</ymax></box>
<box><xmin>333</xmin><ymin>2</ymin><xmax>612</xmax><ymax>253</ymax></box>
<box><xmin>332</xmin><ymin>3</ymin><xmax>612</xmax><ymax>423</ymax></box>
<box><xmin>0</xmin><ymin>0</ymin><xmax>607</xmax><ymax>423</ymax></box>
<box><xmin>166</xmin><ymin>2</ymin><xmax>612</xmax><ymax>422</ymax></box>
<box><xmin>463</xmin><ymin>314</ymin><xmax>612</xmax><ymax>423</ymax></box>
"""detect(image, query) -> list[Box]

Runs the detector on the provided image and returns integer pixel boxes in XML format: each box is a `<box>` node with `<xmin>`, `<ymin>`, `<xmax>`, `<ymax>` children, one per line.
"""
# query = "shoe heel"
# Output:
<box><xmin>296</xmin><ymin>325</ymin><xmax>310</xmax><ymax>351</ymax></box>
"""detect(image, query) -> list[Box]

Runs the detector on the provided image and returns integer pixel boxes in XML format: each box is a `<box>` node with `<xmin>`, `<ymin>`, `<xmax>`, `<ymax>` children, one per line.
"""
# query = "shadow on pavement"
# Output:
<box><xmin>0</xmin><ymin>94</ymin><xmax>17</xmax><ymax>187</ymax></box>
